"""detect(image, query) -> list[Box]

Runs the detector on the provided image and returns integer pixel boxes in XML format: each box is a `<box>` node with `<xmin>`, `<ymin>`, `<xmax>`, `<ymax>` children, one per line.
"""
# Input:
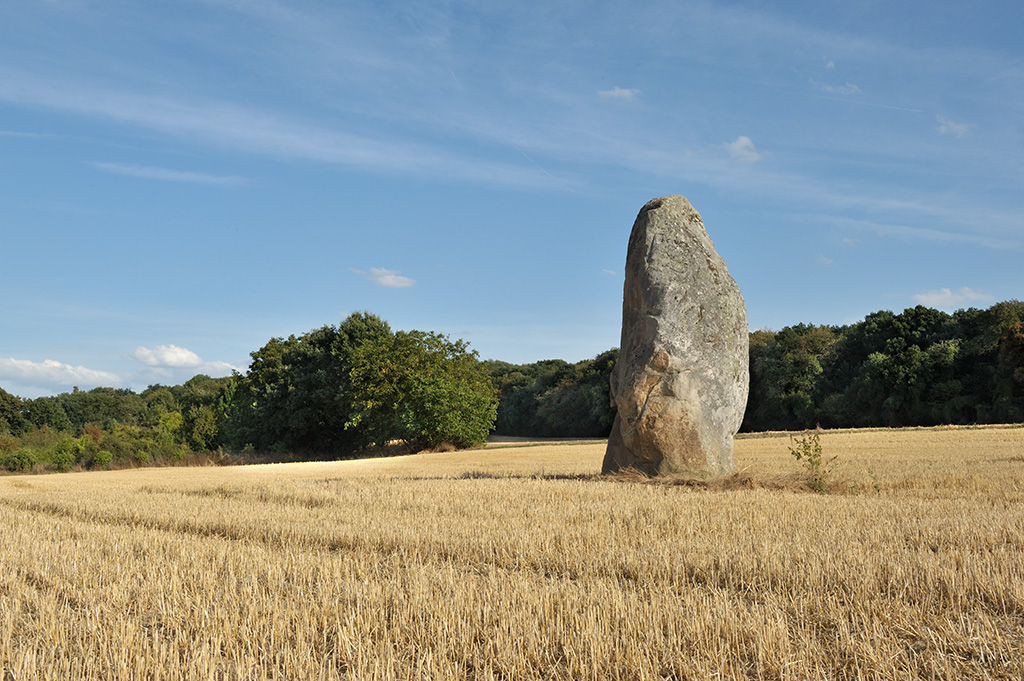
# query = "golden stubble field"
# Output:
<box><xmin>1</xmin><ymin>427</ymin><xmax>1022</xmax><ymax>680</ymax></box>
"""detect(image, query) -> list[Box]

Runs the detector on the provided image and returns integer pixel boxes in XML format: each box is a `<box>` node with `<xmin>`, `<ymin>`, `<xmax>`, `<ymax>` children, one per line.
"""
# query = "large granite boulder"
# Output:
<box><xmin>603</xmin><ymin>196</ymin><xmax>748</xmax><ymax>476</ymax></box>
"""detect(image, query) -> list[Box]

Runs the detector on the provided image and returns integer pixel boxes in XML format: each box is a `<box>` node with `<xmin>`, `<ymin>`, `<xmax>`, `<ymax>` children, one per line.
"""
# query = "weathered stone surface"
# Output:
<box><xmin>603</xmin><ymin>196</ymin><xmax>748</xmax><ymax>476</ymax></box>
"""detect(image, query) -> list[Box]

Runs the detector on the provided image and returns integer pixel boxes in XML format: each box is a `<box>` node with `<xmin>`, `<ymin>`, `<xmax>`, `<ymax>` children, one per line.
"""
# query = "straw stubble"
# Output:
<box><xmin>1</xmin><ymin>427</ymin><xmax>1022</xmax><ymax>679</ymax></box>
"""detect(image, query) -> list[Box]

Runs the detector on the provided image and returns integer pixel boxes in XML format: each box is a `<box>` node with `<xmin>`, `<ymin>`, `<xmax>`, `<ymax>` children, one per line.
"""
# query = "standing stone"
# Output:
<box><xmin>603</xmin><ymin>196</ymin><xmax>748</xmax><ymax>476</ymax></box>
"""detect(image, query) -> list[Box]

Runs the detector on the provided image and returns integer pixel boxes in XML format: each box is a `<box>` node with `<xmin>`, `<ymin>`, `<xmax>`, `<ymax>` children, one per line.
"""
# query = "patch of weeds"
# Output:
<box><xmin>788</xmin><ymin>432</ymin><xmax>837</xmax><ymax>494</ymax></box>
<box><xmin>867</xmin><ymin>467</ymin><xmax>881</xmax><ymax>494</ymax></box>
<box><xmin>850</xmin><ymin>466</ymin><xmax>883</xmax><ymax>495</ymax></box>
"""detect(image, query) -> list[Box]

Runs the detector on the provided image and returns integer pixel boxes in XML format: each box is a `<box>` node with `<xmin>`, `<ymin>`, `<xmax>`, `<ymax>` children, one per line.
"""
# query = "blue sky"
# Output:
<box><xmin>1</xmin><ymin>0</ymin><xmax>1022</xmax><ymax>398</ymax></box>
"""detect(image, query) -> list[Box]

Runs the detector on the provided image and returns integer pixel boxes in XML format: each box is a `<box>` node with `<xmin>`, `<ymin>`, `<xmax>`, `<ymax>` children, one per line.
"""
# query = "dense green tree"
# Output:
<box><xmin>488</xmin><ymin>350</ymin><xmax>618</xmax><ymax>438</ymax></box>
<box><xmin>59</xmin><ymin>387</ymin><xmax>147</xmax><ymax>430</ymax></box>
<box><xmin>177</xmin><ymin>374</ymin><xmax>233</xmax><ymax>451</ymax></box>
<box><xmin>140</xmin><ymin>385</ymin><xmax>179</xmax><ymax>425</ymax></box>
<box><xmin>224</xmin><ymin>312</ymin><xmax>497</xmax><ymax>457</ymax></box>
<box><xmin>348</xmin><ymin>330</ymin><xmax>498</xmax><ymax>451</ymax></box>
<box><xmin>742</xmin><ymin>301</ymin><xmax>1024</xmax><ymax>431</ymax></box>
<box><xmin>742</xmin><ymin>324</ymin><xmax>836</xmax><ymax>431</ymax></box>
<box><xmin>23</xmin><ymin>396</ymin><xmax>73</xmax><ymax>432</ymax></box>
<box><xmin>0</xmin><ymin>387</ymin><xmax>27</xmax><ymax>435</ymax></box>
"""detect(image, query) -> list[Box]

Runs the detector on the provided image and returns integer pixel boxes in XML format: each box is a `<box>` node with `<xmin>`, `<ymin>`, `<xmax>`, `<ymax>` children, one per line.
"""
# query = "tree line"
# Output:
<box><xmin>2</xmin><ymin>301</ymin><xmax>1023</xmax><ymax>473</ymax></box>
<box><xmin>1</xmin><ymin>312</ymin><xmax>497</xmax><ymax>472</ymax></box>
<box><xmin>488</xmin><ymin>301</ymin><xmax>1024</xmax><ymax>436</ymax></box>
<box><xmin>742</xmin><ymin>300</ymin><xmax>1024</xmax><ymax>431</ymax></box>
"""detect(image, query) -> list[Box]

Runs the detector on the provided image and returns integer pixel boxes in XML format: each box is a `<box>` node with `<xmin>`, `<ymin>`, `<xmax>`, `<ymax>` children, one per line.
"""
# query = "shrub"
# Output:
<box><xmin>3</xmin><ymin>448</ymin><xmax>37</xmax><ymax>473</ymax></box>
<box><xmin>0</xmin><ymin>433</ymin><xmax>18</xmax><ymax>456</ymax></box>
<box><xmin>51</xmin><ymin>437</ymin><xmax>87</xmax><ymax>472</ymax></box>
<box><xmin>788</xmin><ymin>432</ymin><xmax>837</xmax><ymax>494</ymax></box>
<box><xmin>91</xmin><ymin>450</ymin><xmax>113</xmax><ymax>470</ymax></box>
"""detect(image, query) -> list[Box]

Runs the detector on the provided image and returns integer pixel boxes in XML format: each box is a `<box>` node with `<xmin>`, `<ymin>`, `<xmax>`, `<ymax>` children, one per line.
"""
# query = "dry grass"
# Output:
<box><xmin>1</xmin><ymin>426</ymin><xmax>1022</xmax><ymax>679</ymax></box>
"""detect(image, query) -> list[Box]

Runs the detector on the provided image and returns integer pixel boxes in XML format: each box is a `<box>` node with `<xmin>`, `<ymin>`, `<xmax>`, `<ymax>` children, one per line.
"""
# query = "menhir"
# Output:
<box><xmin>604</xmin><ymin>195</ymin><xmax>748</xmax><ymax>477</ymax></box>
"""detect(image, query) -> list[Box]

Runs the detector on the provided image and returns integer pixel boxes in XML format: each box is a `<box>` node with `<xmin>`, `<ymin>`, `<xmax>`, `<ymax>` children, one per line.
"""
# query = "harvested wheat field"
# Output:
<box><xmin>2</xmin><ymin>427</ymin><xmax>1023</xmax><ymax>680</ymax></box>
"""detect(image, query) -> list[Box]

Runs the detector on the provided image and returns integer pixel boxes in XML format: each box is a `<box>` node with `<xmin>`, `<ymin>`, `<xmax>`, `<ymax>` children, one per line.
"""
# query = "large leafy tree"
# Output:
<box><xmin>0</xmin><ymin>387</ymin><xmax>27</xmax><ymax>435</ymax></box>
<box><xmin>225</xmin><ymin>312</ymin><xmax>392</xmax><ymax>455</ymax></box>
<box><xmin>177</xmin><ymin>374</ymin><xmax>233</xmax><ymax>451</ymax></box>
<box><xmin>742</xmin><ymin>324</ymin><xmax>836</xmax><ymax>431</ymax></box>
<box><xmin>22</xmin><ymin>396</ymin><xmax>73</xmax><ymax>432</ymax></box>
<box><xmin>225</xmin><ymin>313</ymin><xmax>495</xmax><ymax>457</ymax></box>
<box><xmin>347</xmin><ymin>330</ymin><xmax>498</xmax><ymax>451</ymax></box>
<box><xmin>59</xmin><ymin>387</ymin><xmax>147</xmax><ymax>431</ymax></box>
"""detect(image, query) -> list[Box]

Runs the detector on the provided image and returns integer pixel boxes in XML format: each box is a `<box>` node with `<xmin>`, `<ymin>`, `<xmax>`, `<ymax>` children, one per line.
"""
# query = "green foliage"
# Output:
<box><xmin>0</xmin><ymin>432</ymin><xmax>18</xmax><ymax>456</ymax></box>
<box><xmin>21</xmin><ymin>426</ymin><xmax>63</xmax><ymax>451</ymax></box>
<box><xmin>226</xmin><ymin>312</ymin><xmax>394</xmax><ymax>456</ymax></box>
<box><xmin>178</xmin><ymin>374</ymin><xmax>233</xmax><ymax>451</ymax></box>
<box><xmin>788</xmin><ymin>432</ymin><xmax>836</xmax><ymax>494</ymax></box>
<box><xmin>60</xmin><ymin>386</ymin><xmax>147</xmax><ymax>431</ymax></box>
<box><xmin>91</xmin><ymin>449</ymin><xmax>113</xmax><ymax>470</ymax></box>
<box><xmin>227</xmin><ymin>312</ymin><xmax>495</xmax><ymax>457</ymax></box>
<box><xmin>743</xmin><ymin>301</ymin><xmax>1024</xmax><ymax>432</ymax></box>
<box><xmin>156</xmin><ymin>411</ymin><xmax>184</xmax><ymax>443</ymax></box>
<box><xmin>348</xmin><ymin>330</ymin><xmax>498</xmax><ymax>451</ymax></box>
<box><xmin>23</xmin><ymin>396</ymin><xmax>73</xmax><ymax>432</ymax></box>
<box><xmin>2</xmin><ymin>448</ymin><xmax>36</xmax><ymax>472</ymax></box>
<box><xmin>867</xmin><ymin>467</ymin><xmax>881</xmax><ymax>494</ymax></box>
<box><xmin>743</xmin><ymin>325</ymin><xmax>835</xmax><ymax>431</ymax></box>
<box><xmin>51</xmin><ymin>437</ymin><xmax>86</xmax><ymax>472</ymax></box>
<box><xmin>488</xmin><ymin>348</ymin><xmax>618</xmax><ymax>438</ymax></box>
<box><xmin>4</xmin><ymin>299</ymin><xmax>1024</xmax><ymax>473</ymax></box>
<box><xmin>0</xmin><ymin>387</ymin><xmax>27</xmax><ymax>436</ymax></box>
<box><xmin>0</xmin><ymin>374</ymin><xmax>239</xmax><ymax>473</ymax></box>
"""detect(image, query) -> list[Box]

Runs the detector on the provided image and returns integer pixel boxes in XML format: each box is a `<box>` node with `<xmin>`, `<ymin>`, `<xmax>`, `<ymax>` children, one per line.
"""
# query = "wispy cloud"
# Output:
<box><xmin>0</xmin><ymin>130</ymin><xmax>52</xmax><ymax>138</ymax></box>
<box><xmin>912</xmin><ymin>287</ymin><xmax>993</xmax><ymax>309</ymax></box>
<box><xmin>936</xmin><ymin>115</ymin><xmax>972</xmax><ymax>137</ymax></box>
<box><xmin>725</xmin><ymin>136</ymin><xmax>760</xmax><ymax>163</ymax></box>
<box><xmin>811</xmin><ymin>79</ymin><xmax>862</xmax><ymax>95</ymax></box>
<box><xmin>597</xmin><ymin>87</ymin><xmax>639</xmax><ymax>101</ymax></box>
<box><xmin>89</xmin><ymin>162</ymin><xmax>246</xmax><ymax>186</ymax></box>
<box><xmin>0</xmin><ymin>67</ymin><xmax>557</xmax><ymax>189</ymax></box>
<box><xmin>0</xmin><ymin>357</ymin><xmax>120</xmax><ymax>389</ymax></box>
<box><xmin>812</xmin><ymin>216</ymin><xmax>1024</xmax><ymax>252</ymax></box>
<box><xmin>352</xmin><ymin>267</ymin><xmax>417</xmax><ymax>288</ymax></box>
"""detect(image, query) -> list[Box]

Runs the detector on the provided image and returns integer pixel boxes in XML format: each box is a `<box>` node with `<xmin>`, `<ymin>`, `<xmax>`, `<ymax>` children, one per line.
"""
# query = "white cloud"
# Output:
<box><xmin>601</xmin><ymin>269</ymin><xmax>616</xmax><ymax>276</ymax></box>
<box><xmin>89</xmin><ymin>162</ymin><xmax>245</xmax><ymax>186</ymax></box>
<box><xmin>130</xmin><ymin>344</ymin><xmax>204</xmax><ymax>368</ymax></box>
<box><xmin>911</xmin><ymin>287</ymin><xmax>993</xmax><ymax>309</ymax></box>
<box><xmin>825</xmin><ymin>60</ymin><xmax>836</xmax><ymax>70</ymax></box>
<box><xmin>0</xmin><ymin>357</ymin><xmax>120</xmax><ymax>388</ymax></box>
<box><xmin>725</xmin><ymin>136</ymin><xmax>760</xmax><ymax>163</ymax></box>
<box><xmin>597</xmin><ymin>87</ymin><xmax>640</xmax><ymax>101</ymax></box>
<box><xmin>936</xmin><ymin>115</ymin><xmax>972</xmax><ymax>138</ymax></box>
<box><xmin>352</xmin><ymin>267</ymin><xmax>416</xmax><ymax>288</ymax></box>
<box><xmin>201</xmin><ymin>360</ymin><xmax>245</xmax><ymax>375</ymax></box>
<box><xmin>816</xmin><ymin>255</ymin><xmax>833</xmax><ymax>265</ymax></box>
<box><xmin>127</xmin><ymin>346</ymin><xmax>245</xmax><ymax>388</ymax></box>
